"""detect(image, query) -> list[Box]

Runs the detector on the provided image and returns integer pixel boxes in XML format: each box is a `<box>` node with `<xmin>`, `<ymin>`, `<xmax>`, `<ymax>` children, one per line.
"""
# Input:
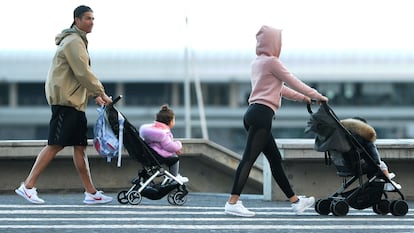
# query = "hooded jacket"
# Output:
<box><xmin>341</xmin><ymin>118</ymin><xmax>381</xmax><ymax>164</ymax></box>
<box><xmin>340</xmin><ymin>118</ymin><xmax>376</xmax><ymax>143</ymax></box>
<box><xmin>139</xmin><ymin>121</ymin><xmax>182</xmax><ymax>158</ymax></box>
<box><xmin>248</xmin><ymin>25</ymin><xmax>325</xmax><ymax>111</ymax></box>
<box><xmin>45</xmin><ymin>25</ymin><xmax>105</xmax><ymax>112</ymax></box>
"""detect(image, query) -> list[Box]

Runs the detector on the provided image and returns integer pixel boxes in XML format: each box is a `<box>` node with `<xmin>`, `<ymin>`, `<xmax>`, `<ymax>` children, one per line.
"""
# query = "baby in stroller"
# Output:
<box><xmin>139</xmin><ymin>104</ymin><xmax>189</xmax><ymax>184</ymax></box>
<box><xmin>340</xmin><ymin>117</ymin><xmax>402</xmax><ymax>191</ymax></box>
<box><xmin>306</xmin><ymin>101</ymin><xmax>408</xmax><ymax>216</ymax></box>
<box><xmin>105</xmin><ymin>96</ymin><xmax>188</xmax><ymax>206</ymax></box>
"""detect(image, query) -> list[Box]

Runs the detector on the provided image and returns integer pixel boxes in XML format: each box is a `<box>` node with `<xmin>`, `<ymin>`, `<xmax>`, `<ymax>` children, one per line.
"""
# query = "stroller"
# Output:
<box><xmin>105</xmin><ymin>96</ymin><xmax>188</xmax><ymax>206</ymax></box>
<box><xmin>305</xmin><ymin>101</ymin><xmax>408</xmax><ymax>216</ymax></box>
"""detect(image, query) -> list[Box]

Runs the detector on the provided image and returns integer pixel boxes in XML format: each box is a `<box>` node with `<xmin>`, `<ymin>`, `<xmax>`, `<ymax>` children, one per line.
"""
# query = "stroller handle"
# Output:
<box><xmin>307</xmin><ymin>100</ymin><xmax>328</xmax><ymax>114</ymax></box>
<box><xmin>109</xmin><ymin>95</ymin><xmax>122</xmax><ymax>106</ymax></box>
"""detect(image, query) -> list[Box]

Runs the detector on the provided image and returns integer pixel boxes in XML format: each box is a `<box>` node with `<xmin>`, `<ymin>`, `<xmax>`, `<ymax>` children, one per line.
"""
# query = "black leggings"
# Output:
<box><xmin>231</xmin><ymin>103</ymin><xmax>295</xmax><ymax>199</ymax></box>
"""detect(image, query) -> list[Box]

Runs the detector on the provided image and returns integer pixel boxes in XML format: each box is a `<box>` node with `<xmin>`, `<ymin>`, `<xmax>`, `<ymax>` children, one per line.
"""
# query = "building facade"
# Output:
<box><xmin>1</xmin><ymin>48</ymin><xmax>413</xmax><ymax>153</ymax></box>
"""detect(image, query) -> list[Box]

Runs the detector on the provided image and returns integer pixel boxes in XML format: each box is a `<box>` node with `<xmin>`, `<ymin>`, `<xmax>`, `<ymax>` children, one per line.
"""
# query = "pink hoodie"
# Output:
<box><xmin>139</xmin><ymin>121</ymin><xmax>182</xmax><ymax>158</ymax></box>
<box><xmin>248</xmin><ymin>25</ymin><xmax>324</xmax><ymax>111</ymax></box>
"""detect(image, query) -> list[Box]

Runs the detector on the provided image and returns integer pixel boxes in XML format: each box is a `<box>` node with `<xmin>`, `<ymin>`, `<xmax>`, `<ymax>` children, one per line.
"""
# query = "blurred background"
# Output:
<box><xmin>1</xmin><ymin>0</ymin><xmax>413</xmax><ymax>153</ymax></box>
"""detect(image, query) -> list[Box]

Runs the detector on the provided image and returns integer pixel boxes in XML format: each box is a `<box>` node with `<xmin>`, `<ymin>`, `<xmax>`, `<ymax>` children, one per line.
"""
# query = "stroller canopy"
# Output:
<box><xmin>305</xmin><ymin>102</ymin><xmax>351</xmax><ymax>153</ymax></box>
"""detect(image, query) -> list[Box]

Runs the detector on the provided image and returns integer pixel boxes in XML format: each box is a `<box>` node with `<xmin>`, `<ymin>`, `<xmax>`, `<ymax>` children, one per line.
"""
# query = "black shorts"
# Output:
<box><xmin>48</xmin><ymin>105</ymin><xmax>88</xmax><ymax>147</ymax></box>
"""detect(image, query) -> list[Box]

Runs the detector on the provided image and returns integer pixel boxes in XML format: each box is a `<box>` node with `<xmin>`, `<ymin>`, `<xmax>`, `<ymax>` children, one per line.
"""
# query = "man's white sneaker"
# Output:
<box><xmin>83</xmin><ymin>190</ymin><xmax>113</xmax><ymax>204</ymax></box>
<box><xmin>224</xmin><ymin>201</ymin><xmax>255</xmax><ymax>217</ymax></box>
<box><xmin>176</xmin><ymin>174</ymin><xmax>189</xmax><ymax>183</ymax></box>
<box><xmin>15</xmin><ymin>183</ymin><xmax>45</xmax><ymax>204</ymax></box>
<box><xmin>384</xmin><ymin>181</ymin><xmax>402</xmax><ymax>191</ymax></box>
<box><xmin>291</xmin><ymin>196</ymin><xmax>315</xmax><ymax>215</ymax></box>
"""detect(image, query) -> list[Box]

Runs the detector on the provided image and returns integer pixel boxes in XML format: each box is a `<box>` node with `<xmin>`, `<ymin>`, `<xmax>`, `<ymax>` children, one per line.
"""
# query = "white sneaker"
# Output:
<box><xmin>384</xmin><ymin>181</ymin><xmax>402</xmax><ymax>191</ymax></box>
<box><xmin>224</xmin><ymin>201</ymin><xmax>255</xmax><ymax>217</ymax></box>
<box><xmin>291</xmin><ymin>196</ymin><xmax>315</xmax><ymax>214</ymax></box>
<box><xmin>83</xmin><ymin>190</ymin><xmax>113</xmax><ymax>204</ymax></box>
<box><xmin>176</xmin><ymin>174</ymin><xmax>189</xmax><ymax>183</ymax></box>
<box><xmin>388</xmin><ymin>172</ymin><xmax>396</xmax><ymax>180</ymax></box>
<box><xmin>15</xmin><ymin>183</ymin><xmax>45</xmax><ymax>204</ymax></box>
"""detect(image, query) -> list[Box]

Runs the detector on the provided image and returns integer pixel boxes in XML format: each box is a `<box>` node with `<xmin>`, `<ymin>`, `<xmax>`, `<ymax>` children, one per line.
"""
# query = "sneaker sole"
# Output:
<box><xmin>15</xmin><ymin>189</ymin><xmax>44</xmax><ymax>204</ymax></box>
<box><xmin>224</xmin><ymin>210</ymin><xmax>255</xmax><ymax>217</ymax></box>
<box><xmin>83</xmin><ymin>199</ymin><xmax>113</xmax><ymax>204</ymax></box>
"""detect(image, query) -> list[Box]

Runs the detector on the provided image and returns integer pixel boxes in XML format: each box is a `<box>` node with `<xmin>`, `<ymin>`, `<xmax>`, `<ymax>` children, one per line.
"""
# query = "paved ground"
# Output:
<box><xmin>0</xmin><ymin>192</ymin><xmax>413</xmax><ymax>233</ymax></box>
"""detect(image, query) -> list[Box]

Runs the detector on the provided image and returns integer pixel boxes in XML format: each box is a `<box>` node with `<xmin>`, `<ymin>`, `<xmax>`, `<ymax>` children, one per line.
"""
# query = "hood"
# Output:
<box><xmin>340</xmin><ymin>118</ymin><xmax>377</xmax><ymax>142</ymax></box>
<box><xmin>256</xmin><ymin>25</ymin><xmax>282</xmax><ymax>57</ymax></box>
<box><xmin>139</xmin><ymin>122</ymin><xmax>170</xmax><ymax>143</ymax></box>
<box><xmin>55</xmin><ymin>25</ymin><xmax>88</xmax><ymax>46</ymax></box>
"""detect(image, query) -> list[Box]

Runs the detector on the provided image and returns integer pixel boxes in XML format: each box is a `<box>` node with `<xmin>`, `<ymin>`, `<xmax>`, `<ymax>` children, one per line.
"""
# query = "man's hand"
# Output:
<box><xmin>95</xmin><ymin>93</ymin><xmax>113</xmax><ymax>106</ymax></box>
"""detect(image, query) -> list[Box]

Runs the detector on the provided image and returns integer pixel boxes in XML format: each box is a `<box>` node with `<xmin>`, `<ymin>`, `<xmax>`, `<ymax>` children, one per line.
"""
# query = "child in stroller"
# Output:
<box><xmin>139</xmin><ymin>104</ymin><xmax>189</xmax><ymax>184</ymax></box>
<box><xmin>306</xmin><ymin>102</ymin><xmax>408</xmax><ymax>216</ymax></box>
<box><xmin>340</xmin><ymin>117</ymin><xmax>401</xmax><ymax>191</ymax></box>
<box><xmin>105</xmin><ymin>96</ymin><xmax>188</xmax><ymax>206</ymax></box>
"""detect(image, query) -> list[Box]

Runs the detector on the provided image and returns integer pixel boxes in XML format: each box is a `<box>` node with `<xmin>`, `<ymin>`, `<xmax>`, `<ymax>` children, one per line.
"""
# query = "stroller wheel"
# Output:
<box><xmin>390</xmin><ymin>200</ymin><xmax>409</xmax><ymax>216</ymax></box>
<box><xmin>330</xmin><ymin>200</ymin><xmax>349</xmax><ymax>216</ymax></box>
<box><xmin>168</xmin><ymin>190</ymin><xmax>187</xmax><ymax>206</ymax></box>
<box><xmin>167</xmin><ymin>191</ymin><xmax>176</xmax><ymax>205</ymax></box>
<box><xmin>373</xmin><ymin>199</ymin><xmax>390</xmax><ymax>215</ymax></box>
<box><xmin>127</xmin><ymin>190</ymin><xmax>142</xmax><ymax>205</ymax></box>
<box><xmin>117</xmin><ymin>190</ymin><xmax>129</xmax><ymax>204</ymax></box>
<box><xmin>172</xmin><ymin>191</ymin><xmax>187</xmax><ymax>206</ymax></box>
<box><xmin>315</xmin><ymin>198</ymin><xmax>331</xmax><ymax>215</ymax></box>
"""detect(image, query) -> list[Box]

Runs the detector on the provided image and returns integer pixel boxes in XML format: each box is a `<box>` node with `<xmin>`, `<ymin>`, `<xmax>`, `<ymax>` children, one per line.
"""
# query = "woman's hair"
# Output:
<box><xmin>156</xmin><ymin>104</ymin><xmax>175</xmax><ymax>125</ymax></box>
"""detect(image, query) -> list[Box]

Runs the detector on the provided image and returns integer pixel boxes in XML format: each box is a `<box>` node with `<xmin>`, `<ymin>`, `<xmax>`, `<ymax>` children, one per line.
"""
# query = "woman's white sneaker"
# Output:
<box><xmin>291</xmin><ymin>196</ymin><xmax>315</xmax><ymax>214</ymax></box>
<box><xmin>224</xmin><ymin>201</ymin><xmax>255</xmax><ymax>217</ymax></box>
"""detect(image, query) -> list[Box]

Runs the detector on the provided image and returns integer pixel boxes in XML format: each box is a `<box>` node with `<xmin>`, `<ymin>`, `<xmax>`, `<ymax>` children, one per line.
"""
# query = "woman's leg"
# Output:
<box><xmin>229</xmin><ymin>104</ymin><xmax>273</xmax><ymax>204</ymax></box>
<box><xmin>262</xmin><ymin>134</ymin><xmax>296</xmax><ymax>200</ymax></box>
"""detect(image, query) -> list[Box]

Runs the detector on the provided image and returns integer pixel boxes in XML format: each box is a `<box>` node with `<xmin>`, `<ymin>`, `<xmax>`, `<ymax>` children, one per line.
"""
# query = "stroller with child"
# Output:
<box><xmin>105</xmin><ymin>96</ymin><xmax>188</xmax><ymax>206</ymax></box>
<box><xmin>305</xmin><ymin>101</ymin><xmax>408</xmax><ymax>216</ymax></box>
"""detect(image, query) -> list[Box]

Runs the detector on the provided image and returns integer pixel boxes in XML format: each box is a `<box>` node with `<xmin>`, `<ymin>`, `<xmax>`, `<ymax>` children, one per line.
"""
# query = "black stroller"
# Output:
<box><xmin>105</xmin><ymin>96</ymin><xmax>188</xmax><ymax>206</ymax></box>
<box><xmin>305</xmin><ymin>102</ymin><xmax>408</xmax><ymax>216</ymax></box>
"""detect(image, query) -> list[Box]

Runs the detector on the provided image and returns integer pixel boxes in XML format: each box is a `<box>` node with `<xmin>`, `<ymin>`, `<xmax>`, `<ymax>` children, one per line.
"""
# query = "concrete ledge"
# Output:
<box><xmin>1</xmin><ymin>139</ymin><xmax>413</xmax><ymax>200</ymax></box>
<box><xmin>0</xmin><ymin>139</ymin><xmax>262</xmax><ymax>195</ymax></box>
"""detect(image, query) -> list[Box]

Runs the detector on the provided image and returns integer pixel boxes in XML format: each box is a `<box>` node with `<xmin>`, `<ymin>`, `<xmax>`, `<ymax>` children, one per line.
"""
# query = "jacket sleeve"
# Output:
<box><xmin>64</xmin><ymin>37</ymin><xmax>105</xmax><ymax>97</ymax></box>
<box><xmin>159</xmin><ymin>132</ymin><xmax>182</xmax><ymax>153</ymax></box>
<box><xmin>270</xmin><ymin>58</ymin><xmax>323</xmax><ymax>100</ymax></box>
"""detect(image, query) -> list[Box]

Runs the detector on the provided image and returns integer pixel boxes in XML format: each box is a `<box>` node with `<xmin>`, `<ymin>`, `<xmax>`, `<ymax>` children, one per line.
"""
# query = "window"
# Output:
<box><xmin>0</xmin><ymin>83</ymin><xmax>8</xmax><ymax>106</ymax></box>
<box><xmin>18</xmin><ymin>83</ymin><xmax>47</xmax><ymax>106</ymax></box>
<box><xmin>124</xmin><ymin>83</ymin><xmax>172</xmax><ymax>106</ymax></box>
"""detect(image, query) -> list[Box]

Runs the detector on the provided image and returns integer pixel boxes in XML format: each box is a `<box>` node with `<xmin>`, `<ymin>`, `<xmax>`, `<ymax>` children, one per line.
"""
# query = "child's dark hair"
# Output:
<box><xmin>156</xmin><ymin>104</ymin><xmax>175</xmax><ymax>125</ymax></box>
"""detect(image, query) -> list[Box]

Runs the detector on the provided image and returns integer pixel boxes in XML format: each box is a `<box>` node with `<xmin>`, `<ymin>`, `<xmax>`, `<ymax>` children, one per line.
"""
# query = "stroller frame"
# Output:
<box><xmin>306</xmin><ymin>102</ymin><xmax>408</xmax><ymax>216</ymax></box>
<box><xmin>105</xmin><ymin>96</ymin><xmax>188</xmax><ymax>206</ymax></box>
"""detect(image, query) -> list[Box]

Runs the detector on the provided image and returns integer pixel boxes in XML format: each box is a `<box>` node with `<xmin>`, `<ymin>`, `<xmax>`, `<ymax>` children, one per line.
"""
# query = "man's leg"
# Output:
<box><xmin>73</xmin><ymin>146</ymin><xmax>96</xmax><ymax>194</ymax></box>
<box><xmin>25</xmin><ymin>145</ymin><xmax>63</xmax><ymax>188</ymax></box>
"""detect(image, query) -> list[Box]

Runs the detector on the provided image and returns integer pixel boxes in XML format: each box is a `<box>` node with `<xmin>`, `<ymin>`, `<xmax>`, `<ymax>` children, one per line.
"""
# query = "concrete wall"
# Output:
<box><xmin>1</xmin><ymin>139</ymin><xmax>413</xmax><ymax>201</ymax></box>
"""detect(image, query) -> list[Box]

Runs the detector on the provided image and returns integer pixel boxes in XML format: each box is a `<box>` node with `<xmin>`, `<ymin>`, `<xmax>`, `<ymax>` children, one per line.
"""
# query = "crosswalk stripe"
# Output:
<box><xmin>1</xmin><ymin>224</ymin><xmax>414</xmax><ymax>230</ymax></box>
<box><xmin>1</xmin><ymin>203</ymin><xmax>413</xmax><ymax>231</ymax></box>
<box><xmin>1</xmin><ymin>217</ymin><xmax>414</xmax><ymax>222</ymax></box>
<box><xmin>0</xmin><ymin>209</ymin><xmax>412</xmax><ymax>216</ymax></box>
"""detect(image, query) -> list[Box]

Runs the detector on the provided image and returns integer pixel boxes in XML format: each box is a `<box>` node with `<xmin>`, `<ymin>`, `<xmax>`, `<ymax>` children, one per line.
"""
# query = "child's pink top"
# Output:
<box><xmin>139</xmin><ymin>121</ymin><xmax>182</xmax><ymax>158</ymax></box>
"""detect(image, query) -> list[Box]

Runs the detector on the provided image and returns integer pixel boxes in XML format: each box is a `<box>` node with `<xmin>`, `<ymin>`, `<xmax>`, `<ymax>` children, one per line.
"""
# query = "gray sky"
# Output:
<box><xmin>1</xmin><ymin>0</ymin><xmax>413</xmax><ymax>51</ymax></box>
